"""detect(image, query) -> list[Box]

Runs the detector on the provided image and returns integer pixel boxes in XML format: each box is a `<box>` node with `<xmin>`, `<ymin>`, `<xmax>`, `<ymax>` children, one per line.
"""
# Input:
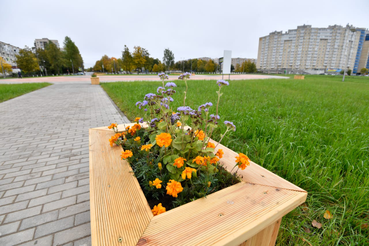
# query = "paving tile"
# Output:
<box><xmin>73</xmin><ymin>236</ymin><xmax>91</xmax><ymax>246</ymax></box>
<box><xmin>4</xmin><ymin>205</ymin><xmax>42</xmax><ymax>223</ymax></box>
<box><xmin>15</xmin><ymin>189</ymin><xmax>47</xmax><ymax>202</ymax></box>
<box><xmin>35</xmin><ymin>216</ymin><xmax>74</xmax><ymax>238</ymax></box>
<box><xmin>43</xmin><ymin>196</ymin><xmax>76</xmax><ymax>213</ymax></box>
<box><xmin>0</xmin><ymin>221</ymin><xmax>20</xmax><ymax>236</ymax></box>
<box><xmin>20</xmin><ymin>210</ymin><xmax>59</xmax><ymax>230</ymax></box>
<box><xmin>4</xmin><ymin>184</ymin><xmax>36</xmax><ymax>197</ymax></box>
<box><xmin>29</xmin><ymin>192</ymin><xmax>62</xmax><ymax>207</ymax></box>
<box><xmin>62</xmin><ymin>185</ymin><xmax>89</xmax><ymax>199</ymax></box>
<box><xmin>59</xmin><ymin>201</ymin><xmax>89</xmax><ymax>218</ymax></box>
<box><xmin>18</xmin><ymin>235</ymin><xmax>53</xmax><ymax>246</ymax></box>
<box><xmin>48</xmin><ymin>181</ymin><xmax>77</xmax><ymax>194</ymax></box>
<box><xmin>0</xmin><ymin>228</ymin><xmax>35</xmax><ymax>245</ymax></box>
<box><xmin>75</xmin><ymin>211</ymin><xmax>90</xmax><ymax>226</ymax></box>
<box><xmin>53</xmin><ymin>223</ymin><xmax>91</xmax><ymax>246</ymax></box>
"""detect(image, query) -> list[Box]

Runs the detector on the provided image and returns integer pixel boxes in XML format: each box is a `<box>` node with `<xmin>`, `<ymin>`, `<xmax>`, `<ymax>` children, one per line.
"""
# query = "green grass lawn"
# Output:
<box><xmin>101</xmin><ymin>75</ymin><xmax>369</xmax><ymax>245</ymax></box>
<box><xmin>0</xmin><ymin>83</ymin><xmax>51</xmax><ymax>102</ymax></box>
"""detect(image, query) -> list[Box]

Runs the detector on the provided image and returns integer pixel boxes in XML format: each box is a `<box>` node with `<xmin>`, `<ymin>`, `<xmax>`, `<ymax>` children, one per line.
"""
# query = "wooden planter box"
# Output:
<box><xmin>294</xmin><ymin>75</ymin><xmax>305</xmax><ymax>80</ymax></box>
<box><xmin>89</xmin><ymin>123</ymin><xmax>307</xmax><ymax>246</ymax></box>
<box><xmin>91</xmin><ymin>77</ymin><xmax>100</xmax><ymax>85</ymax></box>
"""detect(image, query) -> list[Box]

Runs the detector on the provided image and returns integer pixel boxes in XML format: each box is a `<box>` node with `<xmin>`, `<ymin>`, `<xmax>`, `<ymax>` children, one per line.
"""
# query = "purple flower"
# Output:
<box><xmin>160</xmin><ymin>103</ymin><xmax>169</xmax><ymax>109</ymax></box>
<box><xmin>144</xmin><ymin>108</ymin><xmax>148</xmax><ymax>111</ymax></box>
<box><xmin>159</xmin><ymin>73</ymin><xmax>169</xmax><ymax>80</ymax></box>
<box><xmin>165</xmin><ymin>82</ymin><xmax>177</xmax><ymax>87</ymax></box>
<box><xmin>210</xmin><ymin>114</ymin><xmax>220</xmax><ymax>120</ymax></box>
<box><xmin>171</xmin><ymin>113</ymin><xmax>180</xmax><ymax>121</ymax></box>
<box><xmin>178</xmin><ymin>72</ymin><xmax>191</xmax><ymax>80</ymax></box>
<box><xmin>224</xmin><ymin>121</ymin><xmax>236</xmax><ymax>131</ymax></box>
<box><xmin>217</xmin><ymin>80</ymin><xmax>229</xmax><ymax>86</ymax></box>
<box><xmin>135</xmin><ymin>101</ymin><xmax>142</xmax><ymax>107</ymax></box>
<box><xmin>157</xmin><ymin>87</ymin><xmax>165</xmax><ymax>93</ymax></box>
<box><xmin>139</xmin><ymin>118</ymin><xmax>144</xmax><ymax>123</ymax></box>
<box><xmin>144</xmin><ymin>93</ymin><xmax>156</xmax><ymax>100</ymax></box>
<box><xmin>177</xmin><ymin>106</ymin><xmax>193</xmax><ymax>112</ymax></box>
<box><xmin>142</xmin><ymin>100</ymin><xmax>148</xmax><ymax>106</ymax></box>
<box><xmin>164</xmin><ymin>89</ymin><xmax>176</xmax><ymax>95</ymax></box>
<box><xmin>168</xmin><ymin>97</ymin><xmax>174</xmax><ymax>102</ymax></box>
<box><xmin>151</xmin><ymin>118</ymin><xmax>159</xmax><ymax>123</ymax></box>
<box><xmin>198</xmin><ymin>102</ymin><xmax>213</xmax><ymax>112</ymax></box>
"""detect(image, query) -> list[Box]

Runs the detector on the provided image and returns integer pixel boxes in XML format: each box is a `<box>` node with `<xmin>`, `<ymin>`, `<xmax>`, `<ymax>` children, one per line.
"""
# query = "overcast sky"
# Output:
<box><xmin>1</xmin><ymin>0</ymin><xmax>368</xmax><ymax>68</ymax></box>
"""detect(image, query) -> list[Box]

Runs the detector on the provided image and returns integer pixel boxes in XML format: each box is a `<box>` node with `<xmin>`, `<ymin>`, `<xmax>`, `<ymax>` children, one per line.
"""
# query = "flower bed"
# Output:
<box><xmin>108</xmin><ymin>73</ymin><xmax>251</xmax><ymax>214</ymax></box>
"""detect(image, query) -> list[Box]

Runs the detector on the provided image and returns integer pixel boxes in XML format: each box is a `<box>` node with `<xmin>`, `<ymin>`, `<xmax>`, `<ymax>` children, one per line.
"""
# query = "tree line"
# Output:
<box><xmin>91</xmin><ymin>46</ymin><xmax>257</xmax><ymax>74</ymax></box>
<box><xmin>13</xmin><ymin>36</ymin><xmax>83</xmax><ymax>76</ymax></box>
<box><xmin>91</xmin><ymin>46</ymin><xmax>174</xmax><ymax>74</ymax></box>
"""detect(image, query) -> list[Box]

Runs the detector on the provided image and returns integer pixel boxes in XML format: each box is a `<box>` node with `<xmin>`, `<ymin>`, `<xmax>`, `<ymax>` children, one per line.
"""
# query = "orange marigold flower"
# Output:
<box><xmin>192</xmin><ymin>156</ymin><xmax>205</xmax><ymax>166</ymax></box>
<box><xmin>207</xmin><ymin>142</ymin><xmax>215</xmax><ymax>149</ymax></box>
<box><xmin>152</xmin><ymin>178</ymin><xmax>162</xmax><ymax>189</ymax></box>
<box><xmin>108</xmin><ymin>123</ymin><xmax>117</xmax><ymax>129</ymax></box>
<box><xmin>149</xmin><ymin>181</ymin><xmax>153</xmax><ymax>186</ymax></box>
<box><xmin>141</xmin><ymin>144</ymin><xmax>153</xmax><ymax>152</ymax></box>
<box><xmin>176</xmin><ymin>121</ymin><xmax>182</xmax><ymax>127</ymax></box>
<box><xmin>235</xmin><ymin>153</ymin><xmax>250</xmax><ymax>170</ymax></box>
<box><xmin>210</xmin><ymin>157</ymin><xmax>219</xmax><ymax>164</ymax></box>
<box><xmin>134</xmin><ymin>117</ymin><xmax>141</xmax><ymax>122</ymax></box>
<box><xmin>125</xmin><ymin>126</ymin><xmax>130</xmax><ymax>130</ymax></box>
<box><xmin>195</xmin><ymin>130</ymin><xmax>205</xmax><ymax>141</ymax></box>
<box><xmin>121</xmin><ymin>150</ymin><xmax>133</xmax><ymax>159</ymax></box>
<box><xmin>216</xmin><ymin>149</ymin><xmax>224</xmax><ymax>158</ymax></box>
<box><xmin>108</xmin><ymin>133</ymin><xmax>121</xmax><ymax>147</ymax></box>
<box><xmin>207</xmin><ymin>181</ymin><xmax>211</xmax><ymax>187</ymax></box>
<box><xmin>166</xmin><ymin>179</ymin><xmax>183</xmax><ymax>198</ymax></box>
<box><xmin>134</xmin><ymin>137</ymin><xmax>141</xmax><ymax>142</ymax></box>
<box><xmin>156</xmin><ymin>133</ymin><xmax>172</xmax><ymax>148</ymax></box>
<box><xmin>204</xmin><ymin>156</ymin><xmax>211</xmax><ymax>165</ymax></box>
<box><xmin>173</xmin><ymin>157</ymin><xmax>186</xmax><ymax>168</ymax></box>
<box><xmin>152</xmin><ymin>203</ymin><xmax>166</xmax><ymax>216</ymax></box>
<box><xmin>181</xmin><ymin>167</ymin><xmax>197</xmax><ymax>180</ymax></box>
<box><xmin>133</xmin><ymin>123</ymin><xmax>141</xmax><ymax>130</ymax></box>
<box><xmin>158</xmin><ymin>162</ymin><xmax>162</xmax><ymax>170</ymax></box>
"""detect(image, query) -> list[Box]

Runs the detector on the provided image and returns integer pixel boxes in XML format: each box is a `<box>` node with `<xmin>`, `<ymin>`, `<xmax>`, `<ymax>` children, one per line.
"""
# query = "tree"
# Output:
<box><xmin>152</xmin><ymin>64</ymin><xmax>159</xmax><ymax>73</ymax></box>
<box><xmin>45</xmin><ymin>42</ymin><xmax>64</xmax><ymax>74</ymax></box>
<box><xmin>231</xmin><ymin>64</ymin><xmax>235</xmax><ymax>72</ymax></box>
<box><xmin>132</xmin><ymin>46</ymin><xmax>146</xmax><ymax>73</ymax></box>
<box><xmin>63</xmin><ymin>36</ymin><xmax>83</xmax><ymax>73</ymax></box>
<box><xmin>35</xmin><ymin>48</ymin><xmax>51</xmax><ymax>75</ymax></box>
<box><xmin>360</xmin><ymin>67</ymin><xmax>368</xmax><ymax>75</ymax></box>
<box><xmin>0</xmin><ymin>57</ymin><xmax>13</xmax><ymax>75</ymax></box>
<box><xmin>235</xmin><ymin>63</ymin><xmax>241</xmax><ymax>72</ymax></box>
<box><xmin>205</xmin><ymin>59</ymin><xmax>215</xmax><ymax>72</ymax></box>
<box><xmin>197</xmin><ymin>59</ymin><xmax>205</xmax><ymax>72</ymax></box>
<box><xmin>163</xmin><ymin>48</ymin><xmax>174</xmax><ymax>71</ymax></box>
<box><xmin>122</xmin><ymin>45</ymin><xmax>133</xmax><ymax>73</ymax></box>
<box><xmin>15</xmin><ymin>47</ymin><xmax>40</xmax><ymax>74</ymax></box>
<box><xmin>347</xmin><ymin>69</ymin><xmax>352</xmax><ymax>76</ymax></box>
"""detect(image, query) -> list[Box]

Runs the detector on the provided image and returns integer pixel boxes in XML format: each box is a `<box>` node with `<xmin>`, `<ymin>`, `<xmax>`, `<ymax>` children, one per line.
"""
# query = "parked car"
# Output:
<box><xmin>77</xmin><ymin>72</ymin><xmax>84</xmax><ymax>75</ymax></box>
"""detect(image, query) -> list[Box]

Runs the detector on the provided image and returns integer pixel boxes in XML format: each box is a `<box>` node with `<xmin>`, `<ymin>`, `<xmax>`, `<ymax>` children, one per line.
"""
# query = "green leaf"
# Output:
<box><xmin>163</xmin><ymin>155</ymin><xmax>172</xmax><ymax>164</ymax></box>
<box><xmin>158</xmin><ymin>121</ymin><xmax>167</xmax><ymax>130</ymax></box>
<box><xmin>172</xmin><ymin>140</ymin><xmax>184</xmax><ymax>151</ymax></box>
<box><xmin>187</xmin><ymin>162</ymin><xmax>199</xmax><ymax>168</ymax></box>
<box><xmin>195</xmin><ymin>141</ymin><xmax>203</xmax><ymax>152</ymax></box>
<box><xmin>166</xmin><ymin>164</ymin><xmax>177</xmax><ymax>173</ymax></box>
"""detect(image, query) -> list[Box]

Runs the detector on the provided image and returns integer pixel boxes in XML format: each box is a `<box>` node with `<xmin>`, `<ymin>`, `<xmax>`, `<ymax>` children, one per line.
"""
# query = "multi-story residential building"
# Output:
<box><xmin>257</xmin><ymin>24</ymin><xmax>369</xmax><ymax>74</ymax></box>
<box><xmin>357</xmin><ymin>33</ymin><xmax>369</xmax><ymax>73</ymax></box>
<box><xmin>34</xmin><ymin>38</ymin><xmax>60</xmax><ymax>50</ymax></box>
<box><xmin>231</xmin><ymin>58</ymin><xmax>257</xmax><ymax>67</ymax></box>
<box><xmin>0</xmin><ymin>41</ymin><xmax>21</xmax><ymax>67</ymax></box>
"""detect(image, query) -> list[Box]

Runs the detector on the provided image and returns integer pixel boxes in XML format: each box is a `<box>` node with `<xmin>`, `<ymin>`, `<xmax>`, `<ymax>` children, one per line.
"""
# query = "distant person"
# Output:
<box><xmin>18</xmin><ymin>71</ymin><xmax>22</xmax><ymax>78</ymax></box>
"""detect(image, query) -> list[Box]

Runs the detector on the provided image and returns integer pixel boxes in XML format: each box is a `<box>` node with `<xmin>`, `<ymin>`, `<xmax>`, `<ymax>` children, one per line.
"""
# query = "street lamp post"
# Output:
<box><xmin>70</xmin><ymin>59</ymin><xmax>74</xmax><ymax>75</ymax></box>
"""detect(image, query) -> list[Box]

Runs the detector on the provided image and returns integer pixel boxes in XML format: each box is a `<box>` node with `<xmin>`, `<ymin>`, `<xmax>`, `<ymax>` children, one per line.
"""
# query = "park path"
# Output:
<box><xmin>0</xmin><ymin>74</ymin><xmax>288</xmax><ymax>84</ymax></box>
<box><xmin>0</xmin><ymin>82</ymin><xmax>129</xmax><ymax>245</ymax></box>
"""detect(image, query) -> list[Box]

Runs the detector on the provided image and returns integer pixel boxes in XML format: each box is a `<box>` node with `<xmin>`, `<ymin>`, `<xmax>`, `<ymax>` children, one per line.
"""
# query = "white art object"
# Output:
<box><xmin>223</xmin><ymin>50</ymin><xmax>232</xmax><ymax>74</ymax></box>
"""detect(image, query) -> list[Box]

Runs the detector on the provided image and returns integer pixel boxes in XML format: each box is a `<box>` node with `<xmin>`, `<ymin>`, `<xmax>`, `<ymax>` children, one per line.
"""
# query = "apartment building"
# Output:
<box><xmin>257</xmin><ymin>24</ymin><xmax>369</xmax><ymax>74</ymax></box>
<box><xmin>34</xmin><ymin>38</ymin><xmax>60</xmax><ymax>50</ymax></box>
<box><xmin>0</xmin><ymin>41</ymin><xmax>21</xmax><ymax>67</ymax></box>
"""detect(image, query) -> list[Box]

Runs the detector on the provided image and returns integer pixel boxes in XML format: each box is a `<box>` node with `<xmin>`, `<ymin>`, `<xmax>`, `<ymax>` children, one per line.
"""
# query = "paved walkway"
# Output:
<box><xmin>0</xmin><ymin>73</ymin><xmax>288</xmax><ymax>84</ymax></box>
<box><xmin>0</xmin><ymin>83</ymin><xmax>129</xmax><ymax>245</ymax></box>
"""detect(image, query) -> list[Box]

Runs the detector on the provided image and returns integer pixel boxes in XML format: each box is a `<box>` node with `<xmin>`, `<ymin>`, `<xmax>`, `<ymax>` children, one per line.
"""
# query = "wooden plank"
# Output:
<box><xmin>210</xmin><ymin>139</ymin><xmax>306</xmax><ymax>192</ymax></box>
<box><xmin>138</xmin><ymin>182</ymin><xmax>307</xmax><ymax>245</ymax></box>
<box><xmin>89</xmin><ymin>128</ymin><xmax>153</xmax><ymax>246</ymax></box>
<box><xmin>239</xmin><ymin>219</ymin><xmax>281</xmax><ymax>246</ymax></box>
